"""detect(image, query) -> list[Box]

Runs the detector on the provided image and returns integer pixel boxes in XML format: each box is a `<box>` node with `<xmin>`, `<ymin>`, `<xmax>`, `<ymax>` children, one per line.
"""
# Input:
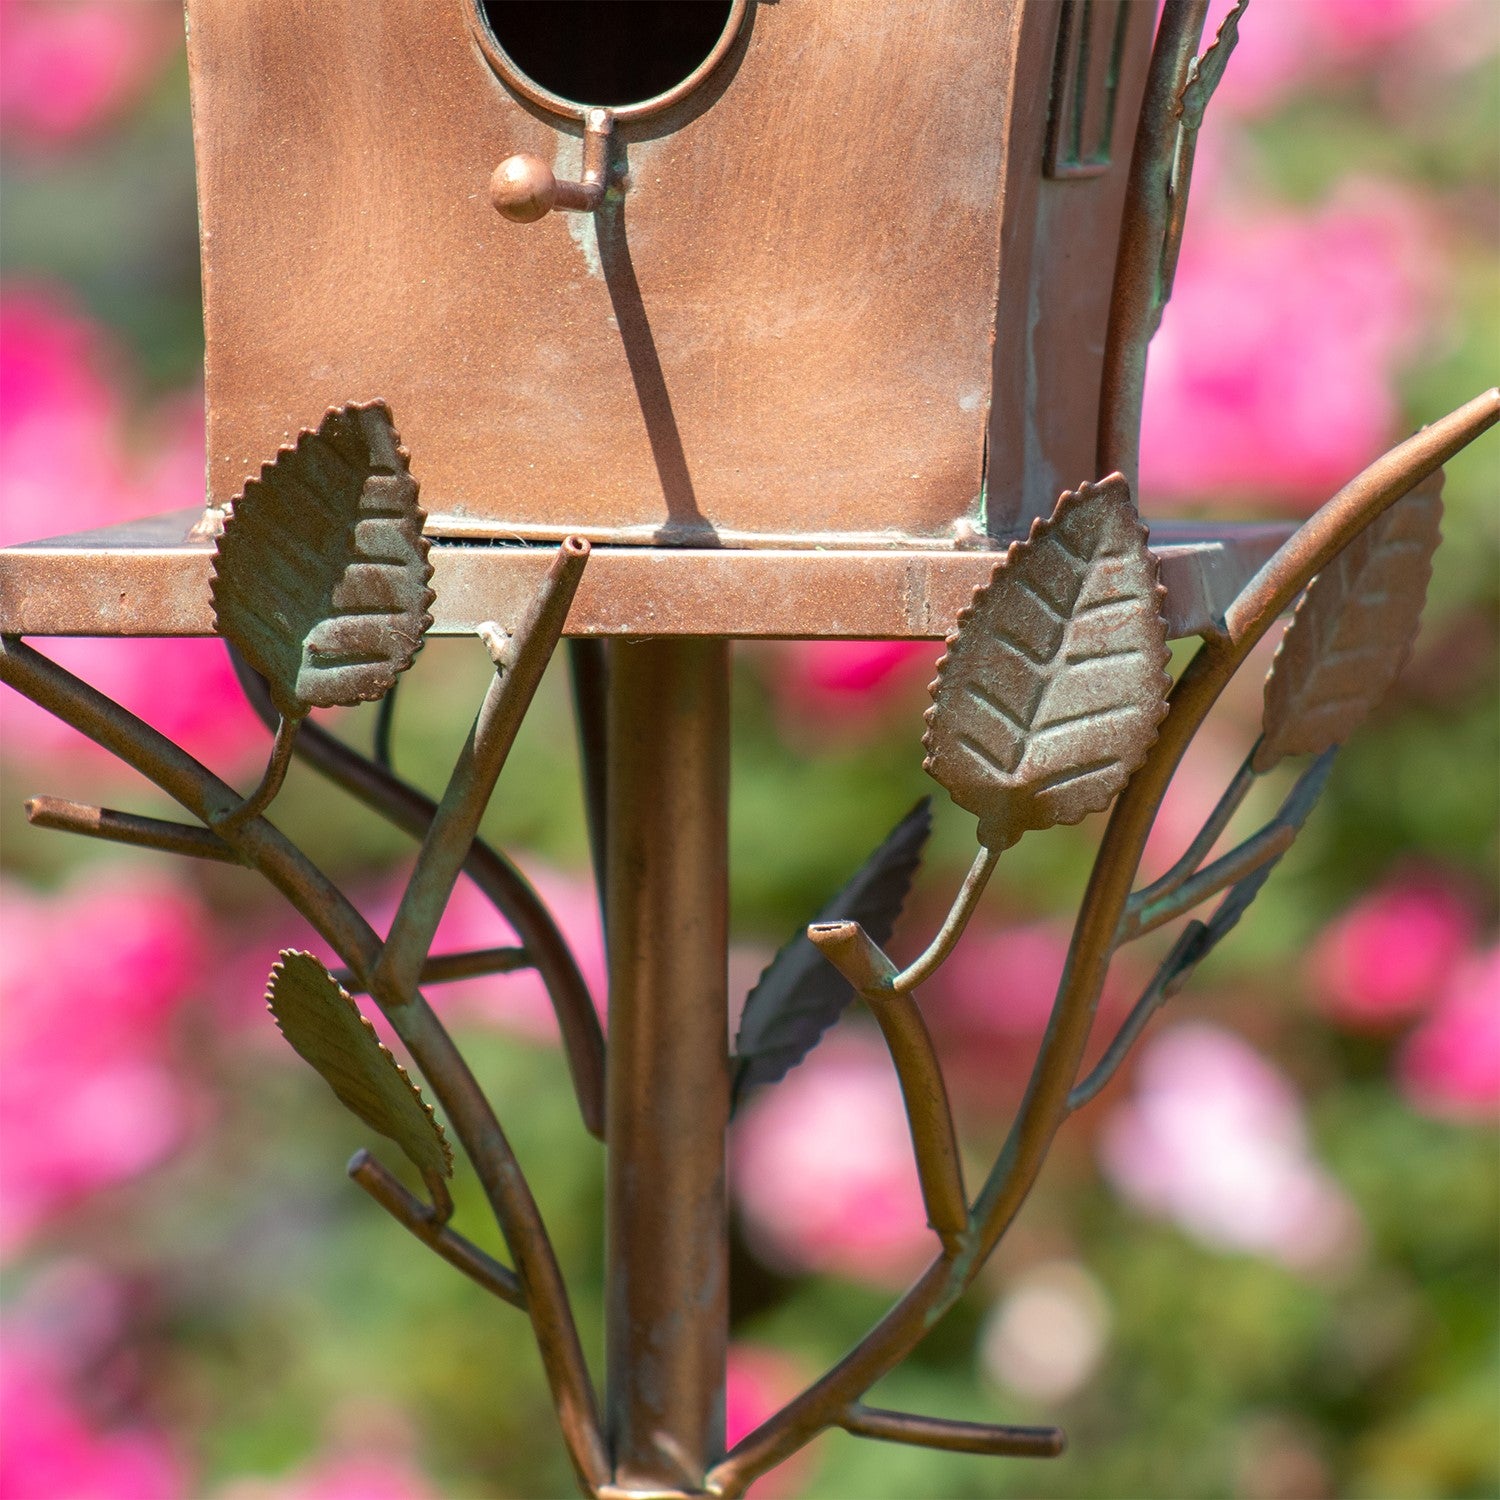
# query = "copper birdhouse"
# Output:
<box><xmin>2</xmin><ymin>3</ymin><xmax>1497</xmax><ymax>1497</ymax></box>
<box><xmin>188</xmin><ymin>0</ymin><xmax>1151</xmax><ymax>549</ymax></box>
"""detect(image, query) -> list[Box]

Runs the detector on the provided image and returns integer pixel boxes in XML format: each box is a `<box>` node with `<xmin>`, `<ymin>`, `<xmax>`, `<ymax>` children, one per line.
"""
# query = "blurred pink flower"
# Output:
<box><xmin>1214</xmin><ymin>0</ymin><xmax>1482</xmax><ymax>117</ymax></box>
<box><xmin>0</xmin><ymin>0</ymin><xmax>181</xmax><ymax>150</ymax></box>
<box><xmin>0</xmin><ymin>283</ymin><xmax>128</xmax><ymax>542</ymax></box>
<box><xmin>1397</xmin><ymin>944</ymin><xmax>1500</xmax><ymax>1120</ymax></box>
<box><xmin>0</xmin><ymin>868</ymin><xmax>208</xmax><ymax>1252</ymax></box>
<box><xmin>1099</xmin><ymin>1024</ymin><xmax>1361</xmax><ymax>1271</ymax></box>
<box><xmin>1310</xmin><ymin>874</ymin><xmax>1478</xmax><ymax>1029</ymax></box>
<box><xmin>0</xmin><ymin>283</ymin><xmax>265</xmax><ymax>774</ymax></box>
<box><xmin>732</xmin><ymin>1031</ymin><xmax>930</xmax><ymax>1286</ymax></box>
<box><xmin>215</xmin><ymin>1452</ymin><xmax>440</xmax><ymax>1500</ymax></box>
<box><xmin>759</xmin><ymin>641</ymin><xmax>936</xmax><ymax>738</ymax></box>
<box><xmin>1141</xmin><ymin>186</ymin><xmax>1440</xmax><ymax>509</ymax></box>
<box><xmin>0</xmin><ymin>1336</ymin><xmax>186</xmax><ymax>1500</ymax></box>
<box><xmin>726</xmin><ymin>1344</ymin><xmax>815</xmax><ymax>1499</ymax></box>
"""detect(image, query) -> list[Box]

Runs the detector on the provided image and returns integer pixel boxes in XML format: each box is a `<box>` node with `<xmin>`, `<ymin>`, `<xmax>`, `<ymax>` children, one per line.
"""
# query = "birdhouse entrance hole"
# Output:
<box><xmin>478</xmin><ymin>1</ymin><xmax>738</xmax><ymax>114</ymax></box>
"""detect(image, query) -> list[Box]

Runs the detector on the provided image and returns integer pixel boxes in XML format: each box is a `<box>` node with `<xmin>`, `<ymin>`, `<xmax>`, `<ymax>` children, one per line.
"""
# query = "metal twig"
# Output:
<box><xmin>1118</xmin><ymin>818</ymin><xmax>1295</xmax><ymax>944</ymax></box>
<box><xmin>1127</xmin><ymin>743</ymin><xmax>1259</xmax><ymax>911</ymax></box>
<box><xmin>0</xmin><ymin>637</ymin><xmax>611</xmax><ymax>1494</ymax></box>
<box><xmin>348</xmin><ymin>1149</ymin><xmax>525</xmax><ymax>1309</ymax></box>
<box><xmin>373</xmin><ymin>537</ymin><xmax>590</xmax><ymax>1011</ymax></box>
<box><xmin>229</xmin><ymin>643</ymin><xmax>607</xmax><ymax>1141</ymax></box>
<box><xmin>333</xmin><ymin>945</ymin><xmax>531</xmax><ymax>994</ymax></box>
<box><xmin>373</xmin><ymin>677</ymin><xmax>399</xmax><ymax>771</ymax></box>
<box><xmin>215</xmin><ymin>712</ymin><xmax>301</xmax><ymax>833</ymax></box>
<box><xmin>891</xmin><ymin>844</ymin><xmax>1000</xmax><ymax>995</ymax></box>
<box><xmin>838</xmin><ymin>1404</ymin><xmax>1064</xmax><ymax>1459</ymax></box>
<box><xmin>808</xmin><ymin>922</ymin><xmax>968</xmax><ymax>1252</ymax></box>
<box><xmin>25</xmin><ymin>795</ymin><xmax>244</xmax><ymax>863</ymax></box>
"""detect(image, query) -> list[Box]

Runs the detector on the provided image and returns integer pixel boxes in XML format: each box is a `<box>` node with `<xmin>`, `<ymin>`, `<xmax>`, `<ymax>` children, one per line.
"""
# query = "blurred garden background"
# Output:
<box><xmin>1</xmin><ymin>1</ymin><xmax>1497</xmax><ymax>1496</ymax></box>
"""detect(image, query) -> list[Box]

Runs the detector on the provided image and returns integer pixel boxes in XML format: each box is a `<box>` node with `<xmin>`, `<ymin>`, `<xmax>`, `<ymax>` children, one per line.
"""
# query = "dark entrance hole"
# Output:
<box><xmin>480</xmin><ymin>2</ymin><xmax>737</xmax><ymax>109</ymax></box>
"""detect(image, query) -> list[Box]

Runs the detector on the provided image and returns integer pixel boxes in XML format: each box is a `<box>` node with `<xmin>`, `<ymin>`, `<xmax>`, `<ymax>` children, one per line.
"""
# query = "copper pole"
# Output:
<box><xmin>604</xmin><ymin>638</ymin><xmax>730</xmax><ymax>1493</ymax></box>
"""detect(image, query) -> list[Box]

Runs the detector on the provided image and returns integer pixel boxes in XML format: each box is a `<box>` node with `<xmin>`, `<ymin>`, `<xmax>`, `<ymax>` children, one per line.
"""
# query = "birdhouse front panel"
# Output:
<box><xmin>187</xmin><ymin>0</ymin><xmax>1149</xmax><ymax>549</ymax></box>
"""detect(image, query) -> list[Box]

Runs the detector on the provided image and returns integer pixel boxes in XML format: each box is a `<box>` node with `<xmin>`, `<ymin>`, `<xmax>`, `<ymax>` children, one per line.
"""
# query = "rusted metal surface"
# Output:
<box><xmin>604</xmin><ymin>638</ymin><xmax>729</xmax><ymax>1491</ymax></box>
<box><xmin>185</xmin><ymin>0</ymin><xmax>1150</xmax><ymax>547</ymax></box>
<box><xmin>0</xmin><ymin>512</ymin><xmax>1294</xmax><ymax>642</ymax></box>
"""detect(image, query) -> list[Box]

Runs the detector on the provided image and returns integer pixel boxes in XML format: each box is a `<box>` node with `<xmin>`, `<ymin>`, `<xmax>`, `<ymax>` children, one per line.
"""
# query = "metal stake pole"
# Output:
<box><xmin>604</xmin><ymin>637</ymin><xmax>730</xmax><ymax>1494</ymax></box>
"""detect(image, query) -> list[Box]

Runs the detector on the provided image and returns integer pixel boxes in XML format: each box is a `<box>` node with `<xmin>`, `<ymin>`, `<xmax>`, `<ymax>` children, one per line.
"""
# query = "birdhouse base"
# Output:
<box><xmin>0</xmin><ymin>510</ymin><xmax>1292</xmax><ymax>642</ymax></box>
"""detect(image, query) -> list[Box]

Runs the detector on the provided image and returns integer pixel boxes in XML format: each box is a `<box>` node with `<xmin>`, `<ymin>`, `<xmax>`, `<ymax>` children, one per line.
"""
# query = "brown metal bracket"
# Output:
<box><xmin>491</xmin><ymin>108</ymin><xmax>615</xmax><ymax>224</ymax></box>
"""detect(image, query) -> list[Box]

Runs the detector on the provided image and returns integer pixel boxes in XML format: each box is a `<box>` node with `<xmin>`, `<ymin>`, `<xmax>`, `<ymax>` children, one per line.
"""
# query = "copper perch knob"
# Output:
<box><xmin>491</xmin><ymin>107</ymin><xmax>614</xmax><ymax>224</ymax></box>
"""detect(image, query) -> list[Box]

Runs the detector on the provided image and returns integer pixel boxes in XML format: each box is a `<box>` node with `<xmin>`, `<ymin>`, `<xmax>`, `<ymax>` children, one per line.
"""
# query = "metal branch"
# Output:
<box><xmin>808</xmin><ymin>923</ymin><xmax>968</xmax><ymax>1255</ymax></box>
<box><xmin>334</xmin><ymin>946</ymin><xmax>531</xmax><ymax>994</ymax></box>
<box><xmin>1118</xmin><ymin>817</ymin><xmax>1295</xmax><ymax>944</ymax></box>
<box><xmin>1067</xmin><ymin>922</ymin><xmax>1206</xmax><ymax>1112</ymax></box>
<box><xmin>0</xmin><ymin>638</ymin><xmax>610</xmax><ymax>1494</ymax></box>
<box><xmin>838</xmin><ymin>1405</ymin><xmax>1064</xmax><ymax>1459</ymax></box>
<box><xmin>1128</xmin><ymin>743</ymin><xmax>1259</xmax><ymax>911</ymax></box>
<box><xmin>25</xmin><ymin>795</ymin><xmax>244</xmax><ymax>863</ymax></box>
<box><xmin>707</xmin><ymin>393</ymin><xmax>1500</xmax><ymax>1499</ymax></box>
<box><xmin>215</xmin><ymin>711</ymin><xmax>301</xmax><ymax>833</ymax></box>
<box><xmin>348</xmin><ymin>1149</ymin><xmax>525</xmax><ymax>1309</ymax></box>
<box><xmin>229</xmin><ymin>643</ymin><xmax>607</xmax><ymax>1142</ymax></box>
<box><xmin>373</xmin><ymin>536</ymin><xmax>590</xmax><ymax>1011</ymax></box>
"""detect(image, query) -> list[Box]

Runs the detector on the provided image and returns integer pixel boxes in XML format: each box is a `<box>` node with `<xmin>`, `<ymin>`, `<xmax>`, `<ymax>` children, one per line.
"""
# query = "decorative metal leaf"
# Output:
<box><xmin>266</xmin><ymin>950</ymin><xmax>452</xmax><ymax>1186</ymax></box>
<box><xmin>731</xmin><ymin>799</ymin><xmax>932</xmax><ymax>1108</ymax></box>
<box><xmin>1162</xmin><ymin>749</ymin><xmax>1338</xmax><ymax>998</ymax></box>
<box><xmin>211</xmin><ymin>402</ymin><xmax>434</xmax><ymax>718</ymax></box>
<box><xmin>1255</xmin><ymin>471</ymin><xmax>1442</xmax><ymax>773</ymax></box>
<box><xmin>923</xmin><ymin>475</ymin><xmax>1171</xmax><ymax>851</ymax></box>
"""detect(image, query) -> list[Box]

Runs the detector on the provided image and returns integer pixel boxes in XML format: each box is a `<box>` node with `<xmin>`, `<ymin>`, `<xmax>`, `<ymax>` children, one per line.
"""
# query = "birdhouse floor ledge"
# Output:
<box><xmin>0</xmin><ymin>510</ymin><xmax>1293</xmax><ymax>642</ymax></box>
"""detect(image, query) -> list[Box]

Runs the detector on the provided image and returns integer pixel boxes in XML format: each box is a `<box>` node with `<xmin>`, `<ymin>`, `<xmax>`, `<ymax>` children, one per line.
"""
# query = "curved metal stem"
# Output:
<box><xmin>215</xmin><ymin>712</ymin><xmax>300</xmax><ymax>833</ymax></box>
<box><xmin>891</xmin><ymin>844</ymin><xmax>1000</xmax><ymax>995</ymax></box>
<box><xmin>349</xmin><ymin>1149</ymin><xmax>524</xmax><ymax>1309</ymax></box>
<box><xmin>1097</xmin><ymin>0</ymin><xmax>1211</xmax><ymax>483</ymax></box>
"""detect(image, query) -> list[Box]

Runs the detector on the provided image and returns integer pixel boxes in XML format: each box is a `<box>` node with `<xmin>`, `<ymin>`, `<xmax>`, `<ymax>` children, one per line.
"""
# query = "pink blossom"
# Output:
<box><xmin>0</xmin><ymin>869</ymin><xmax>208</xmax><ymax>1252</ymax></box>
<box><xmin>1141</xmin><ymin>186</ymin><xmax>1440</xmax><ymax>509</ymax></box>
<box><xmin>1213</xmin><ymin>0</ymin><xmax>1483</xmax><ymax>117</ymax></box>
<box><xmin>1099</xmin><ymin>1024</ymin><xmax>1361</xmax><ymax>1271</ymax></box>
<box><xmin>0</xmin><ymin>0</ymin><xmax>181</xmax><ymax>150</ymax></box>
<box><xmin>732</xmin><ymin>1031</ymin><xmax>930</xmax><ymax>1286</ymax></box>
<box><xmin>0</xmin><ymin>1336</ymin><xmax>186</xmax><ymax>1500</ymax></box>
<box><xmin>725</xmin><ymin>1344</ymin><xmax>815</xmax><ymax>1499</ymax></box>
<box><xmin>0</xmin><ymin>284</ymin><xmax>265</xmax><ymax>774</ymax></box>
<box><xmin>758</xmin><ymin>640</ymin><xmax>937</xmax><ymax>739</ymax></box>
<box><xmin>1397</xmin><ymin>945</ymin><xmax>1500</xmax><ymax>1120</ymax></box>
<box><xmin>1310</xmin><ymin>874</ymin><xmax>1478</xmax><ymax>1028</ymax></box>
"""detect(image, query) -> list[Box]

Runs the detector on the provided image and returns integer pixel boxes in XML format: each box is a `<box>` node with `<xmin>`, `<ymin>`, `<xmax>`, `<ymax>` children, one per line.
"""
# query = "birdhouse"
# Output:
<box><xmin>186</xmin><ymin>0</ymin><xmax>1154</xmax><ymax>548</ymax></box>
